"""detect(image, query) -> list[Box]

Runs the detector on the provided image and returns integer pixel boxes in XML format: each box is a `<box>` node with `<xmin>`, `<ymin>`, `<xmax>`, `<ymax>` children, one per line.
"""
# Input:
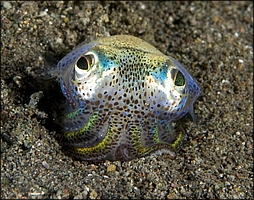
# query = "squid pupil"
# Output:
<box><xmin>77</xmin><ymin>57</ymin><xmax>88</xmax><ymax>70</ymax></box>
<box><xmin>175</xmin><ymin>71</ymin><xmax>185</xmax><ymax>86</ymax></box>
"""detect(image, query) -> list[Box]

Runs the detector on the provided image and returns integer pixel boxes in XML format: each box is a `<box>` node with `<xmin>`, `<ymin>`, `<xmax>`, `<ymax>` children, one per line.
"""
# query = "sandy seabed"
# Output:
<box><xmin>1</xmin><ymin>1</ymin><xmax>253</xmax><ymax>199</ymax></box>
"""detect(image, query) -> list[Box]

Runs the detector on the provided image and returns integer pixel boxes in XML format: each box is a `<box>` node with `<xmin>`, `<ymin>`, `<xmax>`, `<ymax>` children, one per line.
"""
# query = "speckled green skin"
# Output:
<box><xmin>58</xmin><ymin>35</ymin><xmax>200</xmax><ymax>162</ymax></box>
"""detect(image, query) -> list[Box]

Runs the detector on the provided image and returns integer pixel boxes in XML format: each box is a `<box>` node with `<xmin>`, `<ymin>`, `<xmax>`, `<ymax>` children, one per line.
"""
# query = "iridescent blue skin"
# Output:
<box><xmin>58</xmin><ymin>35</ymin><xmax>200</xmax><ymax>162</ymax></box>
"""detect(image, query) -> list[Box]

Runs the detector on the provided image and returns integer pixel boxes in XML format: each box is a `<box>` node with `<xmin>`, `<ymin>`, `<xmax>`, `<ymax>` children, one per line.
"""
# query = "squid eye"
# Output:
<box><xmin>175</xmin><ymin>71</ymin><xmax>185</xmax><ymax>86</ymax></box>
<box><xmin>75</xmin><ymin>53</ymin><xmax>95</xmax><ymax>77</ymax></box>
<box><xmin>76</xmin><ymin>54</ymin><xmax>94</xmax><ymax>71</ymax></box>
<box><xmin>171</xmin><ymin>69</ymin><xmax>185</xmax><ymax>86</ymax></box>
